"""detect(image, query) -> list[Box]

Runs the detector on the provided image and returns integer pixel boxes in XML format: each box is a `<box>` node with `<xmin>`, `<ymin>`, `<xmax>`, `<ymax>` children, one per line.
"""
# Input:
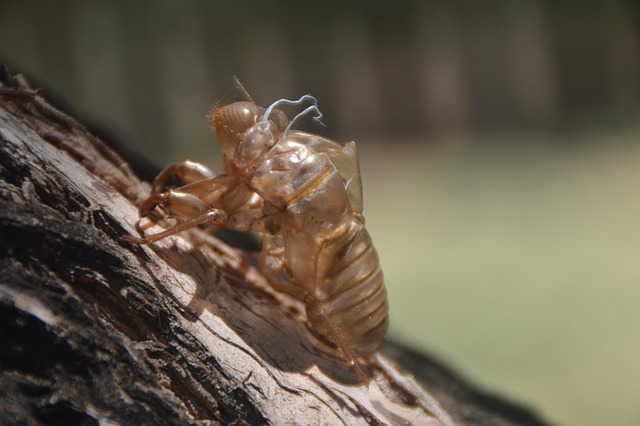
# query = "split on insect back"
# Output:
<box><xmin>123</xmin><ymin>85</ymin><xmax>388</xmax><ymax>385</ymax></box>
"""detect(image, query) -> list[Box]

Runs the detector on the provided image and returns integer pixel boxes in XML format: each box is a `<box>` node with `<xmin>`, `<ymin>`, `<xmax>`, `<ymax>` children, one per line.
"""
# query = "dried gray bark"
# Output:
<box><xmin>0</xmin><ymin>68</ymin><xmax>549</xmax><ymax>426</ymax></box>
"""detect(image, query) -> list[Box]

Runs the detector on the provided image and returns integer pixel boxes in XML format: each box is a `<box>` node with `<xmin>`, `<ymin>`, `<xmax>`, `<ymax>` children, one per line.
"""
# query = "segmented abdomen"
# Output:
<box><xmin>313</xmin><ymin>222</ymin><xmax>389</xmax><ymax>355</ymax></box>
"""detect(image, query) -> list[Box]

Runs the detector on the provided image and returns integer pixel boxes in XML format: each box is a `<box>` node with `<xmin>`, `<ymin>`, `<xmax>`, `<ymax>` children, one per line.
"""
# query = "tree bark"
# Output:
<box><xmin>0</xmin><ymin>67</ymin><xmax>549</xmax><ymax>426</ymax></box>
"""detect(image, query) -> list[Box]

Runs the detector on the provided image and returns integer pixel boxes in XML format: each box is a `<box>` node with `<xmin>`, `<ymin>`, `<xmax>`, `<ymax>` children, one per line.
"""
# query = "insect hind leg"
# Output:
<box><xmin>304</xmin><ymin>293</ymin><xmax>370</xmax><ymax>386</ymax></box>
<box><xmin>260</xmin><ymin>275</ymin><xmax>371</xmax><ymax>385</ymax></box>
<box><xmin>258</xmin><ymin>242</ymin><xmax>369</xmax><ymax>385</ymax></box>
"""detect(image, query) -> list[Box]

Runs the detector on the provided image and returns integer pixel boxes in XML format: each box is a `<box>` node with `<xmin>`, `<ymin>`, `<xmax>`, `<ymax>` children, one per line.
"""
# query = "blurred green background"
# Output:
<box><xmin>2</xmin><ymin>1</ymin><xmax>639</xmax><ymax>424</ymax></box>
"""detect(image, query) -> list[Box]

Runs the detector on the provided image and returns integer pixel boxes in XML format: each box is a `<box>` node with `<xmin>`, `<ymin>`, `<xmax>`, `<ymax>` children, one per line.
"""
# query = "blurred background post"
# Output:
<box><xmin>2</xmin><ymin>1</ymin><xmax>639</xmax><ymax>424</ymax></box>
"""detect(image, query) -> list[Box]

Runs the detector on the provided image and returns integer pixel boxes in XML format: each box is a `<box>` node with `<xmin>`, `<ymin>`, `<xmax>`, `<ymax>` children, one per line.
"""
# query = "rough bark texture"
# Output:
<box><xmin>0</xmin><ymin>67</ymin><xmax>549</xmax><ymax>426</ymax></box>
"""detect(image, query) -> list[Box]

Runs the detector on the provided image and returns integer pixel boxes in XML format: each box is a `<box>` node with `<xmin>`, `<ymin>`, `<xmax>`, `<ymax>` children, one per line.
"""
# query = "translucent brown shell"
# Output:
<box><xmin>210</xmin><ymin>101</ymin><xmax>261</xmax><ymax>159</ymax></box>
<box><xmin>128</xmin><ymin>94</ymin><xmax>386</xmax><ymax>385</ymax></box>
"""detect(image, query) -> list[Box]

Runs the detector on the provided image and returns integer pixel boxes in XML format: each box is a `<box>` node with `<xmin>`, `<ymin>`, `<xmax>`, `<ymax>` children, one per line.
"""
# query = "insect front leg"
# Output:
<box><xmin>123</xmin><ymin>190</ymin><xmax>229</xmax><ymax>245</ymax></box>
<box><xmin>125</xmin><ymin>176</ymin><xmax>238</xmax><ymax>245</ymax></box>
<box><xmin>151</xmin><ymin>160</ymin><xmax>215</xmax><ymax>192</ymax></box>
<box><xmin>131</xmin><ymin>160</ymin><xmax>218</xmax><ymax>233</ymax></box>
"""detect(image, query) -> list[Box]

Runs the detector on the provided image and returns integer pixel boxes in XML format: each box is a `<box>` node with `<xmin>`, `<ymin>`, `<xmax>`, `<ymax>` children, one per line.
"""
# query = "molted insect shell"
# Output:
<box><xmin>233</xmin><ymin>120</ymin><xmax>281</xmax><ymax>174</ymax></box>
<box><xmin>266</xmin><ymin>108</ymin><xmax>289</xmax><ymax>132</ymax></box>
<box><xmin>210</xmin><ymin>101</ymin><xmax>262</xmax><ymax>159</ymax></box>
<box><xmin>132</xmin><ymin>93</ymin><xmax>386</xmax><ymax>384</ymax></box>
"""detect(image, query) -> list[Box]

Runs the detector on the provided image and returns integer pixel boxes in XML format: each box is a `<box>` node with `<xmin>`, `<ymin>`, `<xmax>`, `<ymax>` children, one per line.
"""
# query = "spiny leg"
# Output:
<box><xmin>303</xmin><ymin>293</ymin><xmax>369</xmax><ymax>386</ymax></box>
<box><xmin>123</xmin><ymin>209</ymin><xmax>227</xmax><ymax>245</ymax></box>
<box><xmin>129</xmin><ymin>184</ymin><xmax>222</xmax><ymax>240</ymax></box>
<box><xmin>262</xmin><ymin>269</ymin><xmax>369</xmax><ymax>384</ymax></box>
<box><xmin>130</xmin><ymin>160</ymin><xmax>216</xmax><ymax>233</ymax></box>
<box><xmin>151</xmin><ymin>160</ymin><xmax>215</xmax><ymax>192</ymax></box>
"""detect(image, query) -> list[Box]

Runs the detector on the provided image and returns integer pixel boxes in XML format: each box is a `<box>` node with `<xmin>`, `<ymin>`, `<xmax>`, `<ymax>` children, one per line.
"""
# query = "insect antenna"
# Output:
<box><xmin>233</xmin><ymin>76</ymin><xmax>254</xmax><ymax>102</ymax></box>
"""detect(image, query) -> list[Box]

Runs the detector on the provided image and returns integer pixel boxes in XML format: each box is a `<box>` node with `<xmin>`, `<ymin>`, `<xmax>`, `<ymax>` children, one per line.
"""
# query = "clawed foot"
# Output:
<box><xmin>349</xmin><ymin>359</ymin><xmax>370</xmax><ymax>387</ymax></box>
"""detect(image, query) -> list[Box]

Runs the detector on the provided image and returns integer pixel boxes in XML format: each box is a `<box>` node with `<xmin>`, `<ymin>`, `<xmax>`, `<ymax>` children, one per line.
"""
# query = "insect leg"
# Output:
<box><xmin>151</xmin><ymin>160</ymin><xmax>215</xmax><ymax>192</ymax></box>
<box><xmin>259</xmin><ymin>235</ymin><xmax>307</xmax><ymax>301</ymax></box>
<box><xmin>127</xmin><ymin>189</ymin><xmax>229</xmax><ymax>244</ymax></box>
<box><xmin>123</xmin><ymin>209</ymin><xmax>228</xmax><ymax>245</ymax></box>
<box><xmin>258</xmin><ymin>237</ymin><xmax>369</xmax><ymax>385</ymax></box>
<box><xmin>304</xmin><ymin>294</ymin><xmax>370</xmax><ymax>386</ymax></box>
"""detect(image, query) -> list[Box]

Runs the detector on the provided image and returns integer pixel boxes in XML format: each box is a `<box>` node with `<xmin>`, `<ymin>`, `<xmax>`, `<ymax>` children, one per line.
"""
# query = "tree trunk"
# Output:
<box><xmin>0</xmin><ymin>66</ymin><xmax>548</xmax><ymax>426</ymax></box>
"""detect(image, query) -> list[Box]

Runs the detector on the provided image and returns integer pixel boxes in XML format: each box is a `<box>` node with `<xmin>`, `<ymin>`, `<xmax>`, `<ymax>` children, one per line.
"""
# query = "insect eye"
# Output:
<box><xmin>211</xmin><ymin>101</ymin><xmax>262</xmax><ymax>158</ymax></box>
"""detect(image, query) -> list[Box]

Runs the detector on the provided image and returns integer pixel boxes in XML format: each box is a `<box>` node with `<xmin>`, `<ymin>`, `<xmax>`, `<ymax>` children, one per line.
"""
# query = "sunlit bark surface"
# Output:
<box><xmin>0</xmin><ymin>68</ymin><xmax>548</xmax><ymax>426</ymax></box>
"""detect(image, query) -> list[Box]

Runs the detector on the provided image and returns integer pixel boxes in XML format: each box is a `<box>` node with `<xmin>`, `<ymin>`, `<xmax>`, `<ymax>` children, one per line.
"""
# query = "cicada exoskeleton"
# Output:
<box><xmin>124</xmin><ymin>93</ymin><xmax>389</xmax><ymax>384</ymax></box>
